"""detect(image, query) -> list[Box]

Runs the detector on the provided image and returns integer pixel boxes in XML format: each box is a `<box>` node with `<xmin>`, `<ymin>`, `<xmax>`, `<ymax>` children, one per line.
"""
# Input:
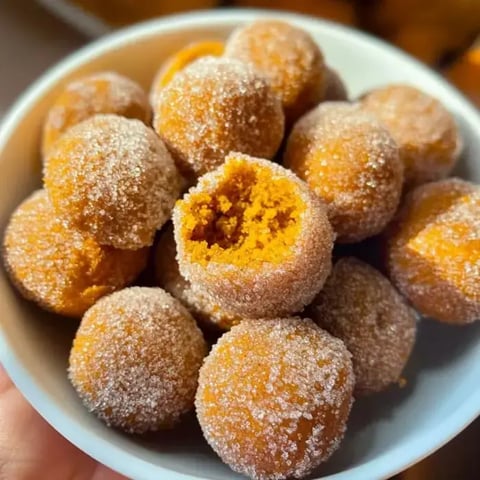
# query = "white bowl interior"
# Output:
<box><xmin>0</xmin><ymin>10</ymin><xmax>479</xmax><ymax>480</ymax></box>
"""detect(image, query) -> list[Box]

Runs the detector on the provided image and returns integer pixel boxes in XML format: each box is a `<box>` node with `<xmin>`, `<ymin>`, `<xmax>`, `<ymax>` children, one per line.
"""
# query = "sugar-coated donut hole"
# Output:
<box><xmin>44</xmin><ymin>114</ymin><xmax>181</xmax><ymax>250</ymax></box>
<box><xmin>284</xmin><ymin>102</ymin><xmax>403</xmax><ymax>243</ymax></box>
<box><xmin>225</xmin><ymin>19</ymin><xmax>326</xmax><ymax>124</ymax></box>
<box><xmin>310</xmin><ymin>257</ymin><xmax>417</xmax><ymax>396</ymax></box>
<box><xmin>196</xmin><ymin>318</ymin><xmax>354</xmax><ymax>480</ymax></box>
<box><xmin>42</xmin><ymin>71</ymin><xmax>152</xmax><ymax>157</ymax></box>
<box><xmin>154</xmin><ymin>57</ymin><xmax>284</xmax><ymax>182</ymax></box>
<box><xmin>68</xmin><ymin>287</ymin><xmax>208</xmax><ymax>434</ymax></box>
<box><xmin>174</xmin><ymin>153</ymin><xmax>334</xmax><ymax>318</ymax></box>
<box><xmin>2</xmin><ymin>16</ymin><xmax>477</xmax><ymax>480</ymax></box>
<box><xmin>387</xmin><ymin>178</ymin><xmax>480</xmax><ymax>324</ymax></box>
<box><xmin>2</xmin><ymin>190</ymin><xmax>148</xmax><ymax>317</ymax></box>
<box><xmin>360</xmin><ymin>84</ymin><xmax>462</xmax><ymax>187</ymax></box>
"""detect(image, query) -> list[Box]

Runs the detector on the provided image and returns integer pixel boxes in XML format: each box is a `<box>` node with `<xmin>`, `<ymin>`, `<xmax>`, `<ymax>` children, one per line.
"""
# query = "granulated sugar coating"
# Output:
<box><xmin>2</xmin><ymin>190</ymin><xmax>148</xmax><ymax>317</ymax></box>
<box><xmin>69</xmin><ymin>287</ymin><xmax>208</xmax><ymax>433</ymax></box>
<box><xmin>173</xmin><ymin>153</ymin><xmax>334</xmax><ymax>318</ymax></box>
<box><xmin>155</xmin><ymin>225</ymin><xmax>242</xmax><ymax>330</ymax></box>
<box><xmin>360</xmin><ymin>84</ymin><xmax>462</xmax><ymax>187</ymax></box>
<box><xmin>150</xmin><ymin>39</ymin><xmax>224</xmax><ymax>104</ymax></box>
<box><xmin>225</xmin><ymin>19</ymin><xmax>326</xmax><ymax>124</ymax></box>
<box><xmin>196</xmin><ymin>318</ymin><xmax>354</xmax><ymax>480</ymax></box>
<box><xmin>153</xmin><ymin>56</ymin><xmax>284</xmax><ymax>182</ymax></box>
<box><xmin>323</xmin><ymin>67</ymin><xmax>348</xmax><ymax>102</ymax></box>
<box><xmin>387</xmin><ymin>178</ymin><xmax>480</xmax><ymax>325</ymax></box>
<box><xmin>284</xmin><ymin>102</ymin><xmax>403</xmax><ymax>243</ymax></box>
<box><xmin>42</xmin><ymin>71</ymin><xmax>151</xmax><ymax>157</ymax></box>
<box><xmin>309</xmin><ymin>257</ymin><xmax>416</xmax><ymax>396</ymax></box>
<box><xmin>44</xmin><ymin>114</ymin><xmax>181</xmax><ymax>250</ymax></box>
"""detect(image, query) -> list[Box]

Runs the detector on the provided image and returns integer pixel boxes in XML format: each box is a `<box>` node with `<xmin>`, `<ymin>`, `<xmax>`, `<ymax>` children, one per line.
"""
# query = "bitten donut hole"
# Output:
<box><xmin>184</xmin><ymin>156</ymin><xmax>305</xmax><ymax>267</ymax></box>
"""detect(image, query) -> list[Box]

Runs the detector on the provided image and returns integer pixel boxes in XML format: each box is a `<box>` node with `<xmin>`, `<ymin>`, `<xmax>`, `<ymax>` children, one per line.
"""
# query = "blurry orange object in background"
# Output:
<box><xmin>390</xmin><ymin>25</ymin><xmax>458</xmax><ymax>65</ymax></box>
<box><xmin>445</xmin><ymin>46</ymin><xmax>480</xmax><ymax>108</ymax></box>
<box><xmin>233</xmin><ymin>0</ymin><xmax>356</xmax><ymax>25</ymax></box>
<box><xmin>364</xmin><ymin>0</ymin><xmax>480</xmax><ymax>65</ymax></box>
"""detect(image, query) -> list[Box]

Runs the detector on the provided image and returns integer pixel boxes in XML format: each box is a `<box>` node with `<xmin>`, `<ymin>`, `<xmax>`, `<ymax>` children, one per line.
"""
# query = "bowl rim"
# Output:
<box><xmin>1</xmin><ymin>9</ymin><xmax>480</xmax><ymax>480</ymax></box>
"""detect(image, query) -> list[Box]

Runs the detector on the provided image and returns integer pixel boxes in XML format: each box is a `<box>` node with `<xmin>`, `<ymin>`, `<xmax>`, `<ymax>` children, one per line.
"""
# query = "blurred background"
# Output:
<box><xmin>0</xmin><ymin>0</ymin><xmax>479</xmax><ymax>113</ymax></box>
<box><xmin>47</xmin><ymin>0</ymin><xmax>480</xmax><ymax>108</ymax></box>
<box><xmin>0</xmin><ymin>0</ymin><xmax>478</xmax><ymax>479</ymax></box>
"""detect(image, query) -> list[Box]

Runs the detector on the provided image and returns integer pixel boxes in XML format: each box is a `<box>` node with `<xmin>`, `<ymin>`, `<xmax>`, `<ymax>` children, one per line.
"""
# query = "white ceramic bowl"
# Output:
<box><xmin>0</xmin><ymin>10</ymin><xmax>479</xmax><ymax>480</ymax></box>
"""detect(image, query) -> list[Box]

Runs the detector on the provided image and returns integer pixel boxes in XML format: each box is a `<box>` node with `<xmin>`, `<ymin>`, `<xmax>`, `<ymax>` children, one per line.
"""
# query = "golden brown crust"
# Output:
<box><xmin>154</xmin><ymin>225</ymin><xmax>242</xmax><ymax>330</ymax></box>
<box><xmin>42</xmin><ymin>71</ymin><xmax>151</xmax><ymax>157</ymax></box>
<box><xmin>150</xmin><ymin>40</ymin><xmax>224</xmax><ymax>105</ymax></box>
<box><xmin>225</xmin><ymin>19</ymin><xmax>326</xmax><ymax>124</ymax></box>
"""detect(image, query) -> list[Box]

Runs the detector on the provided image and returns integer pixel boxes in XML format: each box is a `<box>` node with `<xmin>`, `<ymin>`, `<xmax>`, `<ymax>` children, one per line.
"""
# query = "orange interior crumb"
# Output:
<box><xmin>179</xmin><ymin>158</ymin><xmax>305</xmax><ymax>268</ymax></box>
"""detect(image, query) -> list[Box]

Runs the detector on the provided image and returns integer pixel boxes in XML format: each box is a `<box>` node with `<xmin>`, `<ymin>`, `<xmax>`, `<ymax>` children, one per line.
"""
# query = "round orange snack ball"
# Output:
<box><xmin>196</xmin><ymin>318</ymin><xmax>354</xmax><ymax>480</ymax></box>
<box><xmin>44</xmin><ymin>114</ymin><xmax>181</xmax><ymax>250</ymax></box>
<box><xmin>173</xmin><ymin>153</ymin><xmax>334</xmax><ymax>318</ymax></box>
<box><xmin>284</xmin><ymin>102</ymin><xmax>403</xmax><ymax>243</ymax></box>
<box><xmin>387</xmin><ymin>178</ymin><xmax>480</xmax><ymax>325</ymax></box>
<box><xmin>150</xmin><ymin>40</ymin><xmax>224</xmax><ymax>104</ymax></box>
<box><xmin>42</xmin><ymin>71</ymin><xmax>151</xmax><ymax>156</ymax></box>
<box><xmin>225</xmin><ymin>19</ymin><xmax>326</xmax><ymax>124</ymax></box>
<box><xmin>154</xmin><ymin>56</ymin><xmax>284</xmax><ymax>181</ymax></box>
<box><xmin>444</xmin><ymin>46</ymin><xmax>480</xmax><ymax>108</ymax></box>
<box><xmin>309</xmin><ymin>257</ymin><xmax>417</xmax><ymax>396</ymax></box>
<box><xmin>69</xmin><ymin>287</ymin><xmax>208</xmax><ymax>433</ymax></box>
<box><xmin>361</xmin><ymin>84</ymin><xmax>462</xmax><ymax>187</ymax></box>
<box><xmin>2</xmin><ymin>190</ymin><xmax>148</xmax><ymax>317</ymax></box>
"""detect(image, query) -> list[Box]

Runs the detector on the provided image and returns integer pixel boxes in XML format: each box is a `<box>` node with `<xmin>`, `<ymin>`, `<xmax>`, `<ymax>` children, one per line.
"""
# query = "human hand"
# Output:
<box><xmin>0</xmin><ymin>364</ymin><xmax>127</xmax><ymax>480</ymax></box>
